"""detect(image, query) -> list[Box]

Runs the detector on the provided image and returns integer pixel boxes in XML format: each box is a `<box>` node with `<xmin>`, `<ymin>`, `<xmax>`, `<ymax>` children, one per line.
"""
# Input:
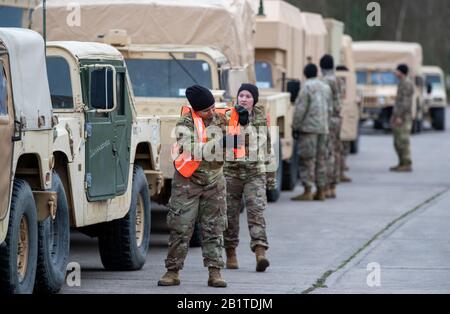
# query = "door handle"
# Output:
<box><xmin>12</xmin><ymin>120</ymin><xmax>22</xmax><ymax>142</ymax></box>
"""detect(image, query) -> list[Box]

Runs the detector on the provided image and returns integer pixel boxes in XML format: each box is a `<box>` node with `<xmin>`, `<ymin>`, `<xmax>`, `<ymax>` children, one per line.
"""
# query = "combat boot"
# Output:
<box><xmin>340</xmin><ymin>173</ymin><xmax>352</xmax><ymax>183</ymax></box>
<box><xmin>226</xmin><ymin>248</ymin><xmax>239</xmax><ymax>269</ymax></box>
<box><xmin>395</xmin><ymin>164</ymin><xmax>412</xmax><ymax>172</ymax></box>
<box><xmin>326</xmin><ymin>185</ymin><xmax>336</xmax><ymax>198</ymax></box>
<box><xmin>291</xmin><ymin>186</ymin><xmax>313</xmax><ymax>201</ymax></box>
<box><xmin>255</xmin><ymin>246</ymin><xmax>270</xmax><ymax>272</ymax></box>
<box><xmin>390</xmin><ymin>164</ymin><xmax>401</xmax><ymax>171</ymax></box>
<box><xmin>158</xmin><ymin>270</ymin><xmax>180</xmax><ymax>286</ymax></box>
<box><xmin>314</xmin><ymin>188</ymin><xmax>327</xmax><ymax>201</ymax></box>
<box><xmin>208</xmin><ymin>267</ymin><xmax>227</xmax><ymax>287</ymax></box>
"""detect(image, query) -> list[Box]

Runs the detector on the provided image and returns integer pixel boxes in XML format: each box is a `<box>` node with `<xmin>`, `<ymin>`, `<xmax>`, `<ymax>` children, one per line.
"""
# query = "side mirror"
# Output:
<box><xmin>286</xmin><ymin>79</ymin><xmax>300</xmax><ymax>103</ymax></box>
<box><xmin>88</xmin><ymin>65</ymin><xmax>116</xmax><ymax>112</ymax></box>
<box><xmin>426</xmin><ymin>83</ymin><xmax>433</xmax><ymax>94</ymax></box>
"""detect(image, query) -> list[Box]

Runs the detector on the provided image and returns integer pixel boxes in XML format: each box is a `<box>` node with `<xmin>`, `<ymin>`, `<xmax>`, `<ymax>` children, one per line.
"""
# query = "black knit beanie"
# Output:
<box><xmin>397</xmin><ymin>64</ymin><xmax>409</xmax><ymax>76</ymax></box>
<box><xmin>237</xmin><ymin>83</ymin><xmax>259</xmax><ymax>106</ymax></box>
<box><xmin>304</xmin><ymin>63</ymin><xmax>318</xmax><ymax>79</ymax></box>
<box><xmin>185</xmin><ymin>85</ymin><xmax>215</xmax><ymax>111</ymax></box>
<box><xmin>320</xmin><ymin>54</ymin><xmax>334</xmax><ymax>70</ymax></box>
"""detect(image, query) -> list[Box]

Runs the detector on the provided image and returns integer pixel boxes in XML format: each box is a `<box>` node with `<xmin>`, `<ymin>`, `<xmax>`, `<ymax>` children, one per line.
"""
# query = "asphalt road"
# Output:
<box><xmin>61</xmin><ymin>108</ymin><xmax>450</xmax><ymax>294</ymax></box>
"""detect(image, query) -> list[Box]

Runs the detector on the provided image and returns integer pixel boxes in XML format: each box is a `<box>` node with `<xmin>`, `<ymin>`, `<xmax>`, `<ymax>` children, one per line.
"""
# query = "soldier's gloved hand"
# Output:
<box><xmin>266</xmin><ymin>171</ymin><xmax>277</xmax><ymax>190</ymax></box>
<box><xmin>292</xmin><ymin>130</ymin><xmax>301</xmax><ymax>140</ymax></box>
<box><xmin>236</xmin><ymin>105</ymin><xmax>249</xmax><ymax>126</ymax></box>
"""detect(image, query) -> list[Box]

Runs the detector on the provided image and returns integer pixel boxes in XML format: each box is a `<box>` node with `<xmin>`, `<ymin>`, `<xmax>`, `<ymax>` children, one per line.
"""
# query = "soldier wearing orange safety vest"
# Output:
<box><xmin>158</xmin><ymin>85</ymin><xmax>242</xmax><ymax>288</ymax></box>
<box><xmin>223</xmin><ymin>84</ymin><xmax>275</xmax><ymax>273</ymax></box>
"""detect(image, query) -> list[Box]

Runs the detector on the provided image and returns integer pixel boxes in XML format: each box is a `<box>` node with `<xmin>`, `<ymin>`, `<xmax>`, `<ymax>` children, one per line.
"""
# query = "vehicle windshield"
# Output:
<box><xmin>356</xmin><ymin>71</ymin><xmax>368</xmax><ymax>85</ymax></box>
<box><xmin>0</xmin><ymin>6</ymin><xmax>26</xmax><ymax>27</ymax></box>
<box><xmin>425</xmin><ymin>74</ymin><xmax>443</xmax><ymax>90</ymax></box>
<box><xmin>126</xmin><ymin>59</ymin><xmax>213</xmax><ymax>98</ymax></box>
<box><xmin>370</xmin><ymin>71</ymin><xmax>398</xmax><ymax>85</ymax></box>
<box><xmin>255</xmin><ymin>61</ymin><xmax>274</xmax><ymax>89</ymax></box>
<box><xmin>46</xmin><ymin>56</ymin><xmax>74</xmax><ymax>109</ymax></box>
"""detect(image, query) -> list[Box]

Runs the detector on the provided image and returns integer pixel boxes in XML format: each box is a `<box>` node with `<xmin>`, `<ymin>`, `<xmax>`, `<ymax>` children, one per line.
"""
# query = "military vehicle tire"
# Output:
<box><xmin>0</xmin><ymin>180</ymin><xmax>38</xmax><ymax>294</ymax></box>
<box><xmin>35</xmin><ymin>172</ymin><xmax>70</xmax><ymax>294</ymax></box>
<box><xmin>267</xmin><ymin>142</ymin><xmax>283</xmax><ymax>203</ymax></box>
<box><xmin>282</xmin><ymin>140</ymin><xmax>299</xmax><ymax>191</ymax></box>
<box><xmin>430</xmin><ymin>107</ymin><xmax>445</xmax><ymax>131</ymax></box>
<box><xmin>189</xmin><ymin>222</ymin><xmax>202</xmax><ymax>248</ymax></box>
<box><xmin>99</xmin><ymin>166</ymin><xmax>151</xmax><ymax>270</ymax></box>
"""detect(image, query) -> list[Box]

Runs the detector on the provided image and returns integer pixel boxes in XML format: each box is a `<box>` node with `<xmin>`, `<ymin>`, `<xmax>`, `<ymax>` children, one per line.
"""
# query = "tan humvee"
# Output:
<box><xmin>32</xmin><ymin>0</ymin><xmax>288</xmax><ymax>202</ymax></box>
<box><xmin>0</xmin><ymin>28</ymin><xmax>58</xmax><ymax>294</ymax></box>
<box><xmin>420</xmin><ymin>66</ymin><xmax>447</xmax><ymax>130</ymax></box>
<box><xmin>353</xmin><ymin>41</ymin><xmax>424</xmax><ymax>131</ymax></box>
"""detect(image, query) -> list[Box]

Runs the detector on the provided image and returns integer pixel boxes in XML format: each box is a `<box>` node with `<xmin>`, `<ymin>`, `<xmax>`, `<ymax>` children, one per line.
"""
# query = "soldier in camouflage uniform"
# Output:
<box><xmin>320</xmin><ymin>55</ymin><xmax>343</xmax><ymax>198</ymax></box>
<box><xmin>158</xmin><ymin>85</ymin><xmax>230</xmax><ymax>288</ymax></box>
<box><xmin>390</xmin><ymin>64</ymin><xmax>414</xmax><ymax>172</ymax></box>
<box><xmin>291</xmin><ymin>64</ymin><xmax>329</xmax><ymax>201</ymax></box>
<box><xmin>223</xmin><ymin>84</ymin><xmax>275</xmax><ymax>272</ymax></box>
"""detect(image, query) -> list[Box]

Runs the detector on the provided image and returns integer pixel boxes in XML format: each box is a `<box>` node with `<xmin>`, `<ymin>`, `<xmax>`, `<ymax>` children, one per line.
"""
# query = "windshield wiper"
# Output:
<box><xmin>169</xmin><ymin>52</ymin><xmax>199</xmax><ymax>85</ymax></box>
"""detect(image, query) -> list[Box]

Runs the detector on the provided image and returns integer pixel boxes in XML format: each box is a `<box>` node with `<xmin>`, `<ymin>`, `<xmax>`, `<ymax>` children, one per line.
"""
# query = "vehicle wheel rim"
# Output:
<box><xmin>135</xmin><ymin>194</ymin><xmax>145</xmax><ymax>247</ymax></box>
<box><xmin>17</xmin><ymin>215</ymin><xmax>29</xmax><ymax>283</ymax></box>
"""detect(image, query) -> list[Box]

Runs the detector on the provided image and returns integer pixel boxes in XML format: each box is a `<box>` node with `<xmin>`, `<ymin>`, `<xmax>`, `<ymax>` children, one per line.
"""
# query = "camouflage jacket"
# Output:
<box><xmin>393</xmin><ymin>77</ymin><xmax>414</xmax><ymax>119</ymax></box>
<box><xmin>174</xmin><ymin>110</ymin><xmax>227</xmax><ymax>186</ymax></box>
<box><xmin>292</xmin><ymin>78</ymin><xmax>329</xmax><ymax>134</ymax></box>
<box><xmin>321</xmin><ymin>71</ymin><xmax>342</xmax><ymax>122</ymax></box>
<box><xmin>224</xmin><ymin>104</ymin><xmax>276</xmax><ymax>184</ymax></box>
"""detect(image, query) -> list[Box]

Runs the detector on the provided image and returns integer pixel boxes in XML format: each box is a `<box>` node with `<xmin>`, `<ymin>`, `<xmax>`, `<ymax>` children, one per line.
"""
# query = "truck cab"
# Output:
<box><xmin>421</xmin><ymin>66</ymin><xmax>447</xmax><ymax>130</ymax></box>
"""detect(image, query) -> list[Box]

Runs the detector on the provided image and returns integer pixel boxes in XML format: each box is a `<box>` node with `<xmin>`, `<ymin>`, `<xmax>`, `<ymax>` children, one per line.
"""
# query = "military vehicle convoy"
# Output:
<box><xmin>0</xmin><ymin>28</ymin><xmax>162</xmax><ymax>294</ymax></box>
<box><xmin>32</xmin><ymin>0</ymin><xmax>288</xmax><ymax>203</ymax></box>
<box><xmin>353</xmin><ymin>41</ymin><xmax>425</xmax><ymax>132</ymax></box>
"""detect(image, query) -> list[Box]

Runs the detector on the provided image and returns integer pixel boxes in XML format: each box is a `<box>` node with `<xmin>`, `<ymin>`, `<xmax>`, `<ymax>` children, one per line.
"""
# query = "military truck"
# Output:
<box><xmin>338</xmin><ymin>35</ymin><xmax>361</xmax><ymax>154</ymax></box>
<box><xmin>1</xmin><ymin>28</ymin><xmax>162</xmax><ymax>294</ymax></box>
<box><xmin>353</xmin><ymin>41</ymin><xmax>424</xmax><ymax>132</ymax></box>
<box><xmin>254</xmin><ymin>0</ymin><xmax>304</xmax><ymax>191</ymax></box>
<box><xmin>301</xmin><ymin>12</ymin><xmax>327</xmax><ymax>66</ymax></box>
<box><xmin>420</xmin><ymin>66</ymin><xmax>447</xmax><ymax>130</ymax></box>
<box><xmin>0</xmin><ymin>0</ymin><xmax>39</xmax><ymax>28</ymax></box>
<box><xmin>32</xmin><ymin>0</ymin><xmax>288</xmax><ymax>203</ymax></box>
<box><xmin>324</xmin><ymin>19</ymin><xmax>361</xmax><ymax>154</ymax></box>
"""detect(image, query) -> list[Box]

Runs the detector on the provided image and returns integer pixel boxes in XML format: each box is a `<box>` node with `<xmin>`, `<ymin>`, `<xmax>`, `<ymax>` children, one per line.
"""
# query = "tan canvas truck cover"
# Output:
<box><xmin>32</xmin><ymin>0</ymin><xmax>256</xmax><ymax>80</ymax></box>
<box><xmin>301</xmin><ymin>12</ymin><xmax>327</xmax><ymax>67</ymax></box>
<box><xmin>0</xmin><ymin>28</ymin><xmax>52</xmax><ymax>130</ymax></box>
<box><xmin>353</xmin><ymin>41</ymin><xmax>423</xmax><ymax>76</ymax></box>
<box><xmin>255</xmin><ymin>0</ymin><xmax>305</xmax><ymax>82</ymax></box>
<box><xmin>341</xmin><ymin>35</ymin><xmax>356</xmax><ymax>72</ymax></box>
<box><xmin>338</xmin><ymin>34</ymin><xmax>358</xmax><ymax>141</ymax></box>
<box><xmin>324</xmin><ymin>18</ymin><xmax>344</xmax><ymax>66</ymax></box>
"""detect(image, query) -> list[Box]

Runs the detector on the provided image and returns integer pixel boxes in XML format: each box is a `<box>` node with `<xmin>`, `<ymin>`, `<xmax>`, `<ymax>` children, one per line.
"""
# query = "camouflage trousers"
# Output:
<box><xmin>393</xmin><ymin>118</ymin><xmax>412</xmax><ymax>166</ymax></box>
<box><xmin>224</xmin><ymin>174</ymin><xmax>269</xmax><ymax>252</ymax></box>
<box><xmin>298</xmin><ymin>133</ymin><xmax>328</xmax><ymax>189</ymax></box>
<box><xmin>327</xmin><ymin>118</ymin><xmax>342</xmax><ymax>186</ymax></box>
<box><xmin>164</xmin><ymin>172</ymin><xmax>227</xmax><ymax>270</ymax></box>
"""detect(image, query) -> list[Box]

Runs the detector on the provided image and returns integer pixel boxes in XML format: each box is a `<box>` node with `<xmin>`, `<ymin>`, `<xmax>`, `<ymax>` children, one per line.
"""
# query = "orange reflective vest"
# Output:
<box><xmin>173</xmin><ymin>106</ymin><xmax>246</xmax><ymax>178</ymax></box>
<box><xmin>173</xmin><ymin>107</ymin><xmax>207</xmax><ymax>178</ymax></box>
<box><xmin>216</xmin><ymin>108</ymin><xmax>246</xmax><ymax>159</ymax></box>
